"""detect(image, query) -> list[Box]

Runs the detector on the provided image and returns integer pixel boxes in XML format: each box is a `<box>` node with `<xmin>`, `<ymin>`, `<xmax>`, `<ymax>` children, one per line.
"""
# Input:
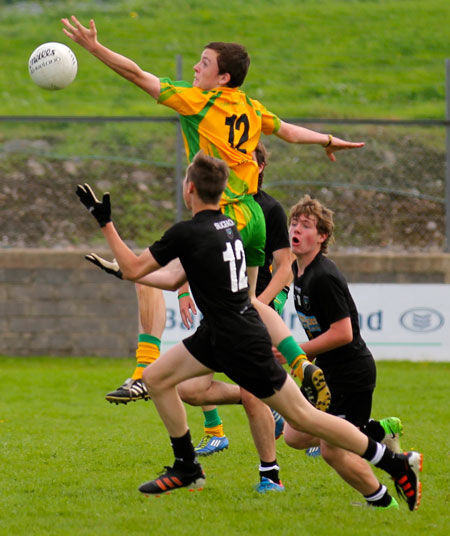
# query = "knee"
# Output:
<box><xmin>284</xmin><ymin>428</ymin><xmax>301</xmax><ymax>449</ymax></box>
<box><xmin>241</xmin><ymin>390</ymin><xmax>264</xmax><ymax>418</ymax></box>
<box><xmin>283</xmin><ymin>424</ymin><xmax>312</xmax><ymax>450</ymax></box>
<box><xmin>177</xmin><ymin>383</ymin><xmax>203</xmax><ymax>406</ymax></box>
<box><xmin>142</xmin><ymin>365</ymin><xmax>161</xmax><ymax>395</ymax></box>
<box><xmin>320</xmin><ymin>442</ymin><xmax>340</xmax><ymax>467</ymax></box>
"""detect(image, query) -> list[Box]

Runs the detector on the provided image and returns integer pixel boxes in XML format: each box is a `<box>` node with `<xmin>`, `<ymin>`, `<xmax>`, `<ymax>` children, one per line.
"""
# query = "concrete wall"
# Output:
<box><xmin>1</xmin><ymin>249</ymin><xmax>450</xmax><ymax>357</ymax></box>
<box><xmin>332</xmin><ymin>252</ymin><xmax>450</xmax><ymax>283</ymax></box>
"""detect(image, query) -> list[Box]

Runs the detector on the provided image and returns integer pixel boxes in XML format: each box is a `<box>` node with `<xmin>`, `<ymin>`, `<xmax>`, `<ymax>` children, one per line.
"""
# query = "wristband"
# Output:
<box><xmin>322</xmin><ymin>134</ymin><xmax>333</xmax><ymax>148</ymax></box>
<box><xmin>178</xmin><ymin>292</ymin><xmax>190</xmax><ymax>299</ymax></box>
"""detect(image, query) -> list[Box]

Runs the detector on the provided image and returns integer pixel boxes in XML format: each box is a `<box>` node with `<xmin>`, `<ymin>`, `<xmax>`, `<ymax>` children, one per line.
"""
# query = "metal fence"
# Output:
<box><xmin>0</xmin><ymin>115</ymin><xmax>448</xmax><ymax>252</ymax></box>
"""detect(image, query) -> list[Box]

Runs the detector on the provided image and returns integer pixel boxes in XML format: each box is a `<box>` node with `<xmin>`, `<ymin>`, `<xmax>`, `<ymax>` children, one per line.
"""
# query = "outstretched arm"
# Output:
<box><xmin>275</xmin><ymin>120</ymin><xmax>364</xmax><ymax>162</ymax></box>
<box><xmin>136</xmin><ymin>259</ymin><xmax>188</xmax><ymax>291</ymax></box>
<box><xmin>101</xmin><ymin>221</ymin><xmax>161</xmax><ymax>281</ymax></box>
<box><xmin>61</xmin><ymin>16</ymin><xmax>161</xmax><ymax>99</ymax></box>
<box><xmin>85</xmin><ymin>252</ymin><xmax>187</xmax><ymax>291</ymax></box>
<box><xmin>76</xmin><ymin>183</ymin><xmax>160</xmax><ymax>281</ymax></box>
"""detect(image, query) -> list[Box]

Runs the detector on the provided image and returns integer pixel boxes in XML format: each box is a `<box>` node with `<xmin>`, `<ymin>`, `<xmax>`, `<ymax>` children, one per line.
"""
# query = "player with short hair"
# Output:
<box><xmin>89</xmin><ymin>143</ymin><xmax>290</xmax><ymax>487</ymax></box>
<box><xmin>61</xmin><ymin>16</ymin><xmax>363</xmax><ymax>399</ymax></box>
<box><xmin>76</xmin><ymin>151</ymin><xmax>422</xmax><ymax>511</ymax></box>
<box><xmin>177</xmin><ymin>142</ymin><xmax>291</xmax><ymax>490</ymax></box>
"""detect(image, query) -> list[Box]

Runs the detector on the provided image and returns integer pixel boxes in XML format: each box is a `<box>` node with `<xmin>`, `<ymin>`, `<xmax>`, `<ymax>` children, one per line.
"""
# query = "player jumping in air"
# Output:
<box><xmin>61</xmin><ymin>16</ymin><xmax>362</xmax><ymax>399</ymax></box>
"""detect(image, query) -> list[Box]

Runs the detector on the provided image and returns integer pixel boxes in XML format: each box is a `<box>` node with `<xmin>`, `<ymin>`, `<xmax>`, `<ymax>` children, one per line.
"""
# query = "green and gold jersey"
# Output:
<box><xmin>158</xmin><ymin>78</ymin><xmax>281</xmax><ymax>204</ymax></box>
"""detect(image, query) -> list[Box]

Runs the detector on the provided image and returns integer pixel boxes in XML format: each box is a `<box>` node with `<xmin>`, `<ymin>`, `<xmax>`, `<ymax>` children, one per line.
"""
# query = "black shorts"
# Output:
<box><xmin>183</xmin><ymin>320</ymin><xmax>287</xmax><ymax>399</ymax></box>
<box><xmin>326</xmin><ymin>389</ymin><xmax>374</xmax><ymax>428</ymax></box>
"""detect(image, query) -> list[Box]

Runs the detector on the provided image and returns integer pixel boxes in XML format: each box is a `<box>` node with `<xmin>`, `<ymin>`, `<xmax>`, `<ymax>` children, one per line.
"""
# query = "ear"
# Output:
<box><xmin>219</xmin><ymin>72</ymin><xmax>231</xmax><ymax>86</ymax></box>
<box><xmin>187</xmin><ymin>180</ymin><xmax>195</xmax><ymax>194</ymax></box>
<box><xmin>318</xmin><ymin>232</ymin><xmax>328</xmax><ymax>244</ymax></box>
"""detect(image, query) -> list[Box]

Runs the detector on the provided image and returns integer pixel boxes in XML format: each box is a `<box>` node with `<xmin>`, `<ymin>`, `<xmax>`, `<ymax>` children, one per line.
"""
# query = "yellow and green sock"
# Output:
<box><xmin>277</xmin><ymin>336</ymin><xmax>308</xmax><ymax>381</ymax></box>
<box><xmin>203</xmin><ymin>408</ymin><xmax>224</xmax><ymax>437</ymax></box>
<box><xmin>131</xmin><ymin>333</ymin><xmax>161</xmax><ymax>380</ymax></box>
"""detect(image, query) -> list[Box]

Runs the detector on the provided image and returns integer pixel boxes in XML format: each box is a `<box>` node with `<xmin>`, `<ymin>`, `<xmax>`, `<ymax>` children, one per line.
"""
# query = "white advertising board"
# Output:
<box><xmin>160</xmin><ymin>284</ymin><xmax>450</xmax><ymax>361</ymax></box>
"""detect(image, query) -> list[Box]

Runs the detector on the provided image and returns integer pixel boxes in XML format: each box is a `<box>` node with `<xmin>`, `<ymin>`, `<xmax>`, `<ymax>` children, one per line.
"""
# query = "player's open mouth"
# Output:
<box><xmin>291</xmin><ymin>236</ymin><xmax>300</xmax><ymax>245</ymax></box>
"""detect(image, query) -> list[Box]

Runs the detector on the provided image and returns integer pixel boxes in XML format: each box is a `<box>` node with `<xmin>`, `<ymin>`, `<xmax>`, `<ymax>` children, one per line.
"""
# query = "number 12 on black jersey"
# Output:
<box><xmin>222</xmin><ymin>240</ymin><xmax>248</xmax><ymax>292</ymax></box>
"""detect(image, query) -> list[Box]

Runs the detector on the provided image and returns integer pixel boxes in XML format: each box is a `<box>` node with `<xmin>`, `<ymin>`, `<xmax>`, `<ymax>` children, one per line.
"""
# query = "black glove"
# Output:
<box><xmin>85</xmin><ymin>253</ymin><xmax>123</xmax><ymax>279</ymax></box>
<box><xmin>76</xmin><ymin>183</ymin><xmax>111</xmax><ymax>228</ymax></box>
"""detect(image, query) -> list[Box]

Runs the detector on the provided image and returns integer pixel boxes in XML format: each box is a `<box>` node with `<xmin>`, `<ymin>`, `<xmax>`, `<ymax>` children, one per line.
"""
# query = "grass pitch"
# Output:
<box><xmin>0</xmin><ymin>357</ymin><xmax>449</xmax><ymax>536</ymax></box>
<box><xmin>1</xmin><ymin>0</ymin><xmax>448</xmax><ymax>118</ymax></box>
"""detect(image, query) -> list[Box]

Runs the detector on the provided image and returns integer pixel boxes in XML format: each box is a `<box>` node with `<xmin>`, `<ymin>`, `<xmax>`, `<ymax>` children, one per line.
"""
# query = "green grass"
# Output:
<box><xmin>0</xmin><ymin>357</ymin><xmax>449</xmax><ymax>535</ymax></box>
<box><xmin>1</xmin><ymin>1</ymin><xmax>448</xmax><ymax>251</ymax></box>
<box><xmin>1</xmin><ymin>0</ymin><xmax>449</xmax><ymax>118</ymax></box>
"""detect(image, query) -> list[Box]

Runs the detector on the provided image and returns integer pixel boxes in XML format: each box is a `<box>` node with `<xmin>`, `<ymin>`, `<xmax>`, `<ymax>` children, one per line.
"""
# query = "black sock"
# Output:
<box><xmin>365</xmin><ymin>484</ymin><xmax>393</xmax><ymax>507</ymax></box>
<box><xmin>361</xmin><ymin>437</ymin><xmax>402</xmax><ymax>478</ymax></box>
<box><xmin>170</xmin><ymin>430</ymin><xmax>196</xmax><ymax>468</ymax></box>
<box><xmin>361</xmin><ymin>437</ymin><xmax>379</xmax><ymax>461</ymax></box>
<box><xmin>360</xmin><ymin>419</ymin><xmax>385</xmax><ymax>442</ymax></box>
<box><xmin>375</xmin><ymin>448</ymin><xmax>403</xmax><ymax>478</ymax></box>
<box><xmin>259</xmin><ymin>460</ymin><xmax>280</xmax><ymax>484</ymax></box>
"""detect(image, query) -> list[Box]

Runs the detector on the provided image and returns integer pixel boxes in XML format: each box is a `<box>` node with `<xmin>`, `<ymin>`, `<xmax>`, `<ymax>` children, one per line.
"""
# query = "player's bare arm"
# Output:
<box><xmin>84</xmin><ymin>251</ymin><xmax>187</xmax><ymax>290</ymax></box>
<box><xmin>76</xmin><ymin>183</ymin><xmax>161</xmax><ymax>280</ymax></box>
<box><xmin>275</xmin><ymin>120</ymin><xmax>365</xmax><ymax>162</ymax></box>
<box><xmin>257</xmin><ymin>247</ymin><xmax>293</xmax><ymax>305</ymax></box>
<box><xmin>136</xmin><ymin>259</ymin><xmax>188</xmax><ymax>291</ymax></box>
<box><xmin>300</xmin><ymin>316</ymin><xmax>353</xmax><ymax>357</ymax></box>
<box><xmin>100</xmin><ymin>222</ymin><xmax>161</xmax><ymax>281</ymax></box>
<box><xmin>61</xmin><ymin>16</ymin><xmax>160</xmax><ymax>99</ymax></box>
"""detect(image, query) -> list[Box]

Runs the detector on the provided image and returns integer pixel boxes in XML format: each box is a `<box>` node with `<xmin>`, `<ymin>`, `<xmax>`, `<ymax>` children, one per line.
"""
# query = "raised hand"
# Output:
<box><xmin>61</xmin><ymin>16</ymin><xmax>98</xmax><ymax>52</ymax></box>
<box><xmin>76</xmin><ymin>183</ymin><xmax>111</xmax><ymax>227</ymax></box>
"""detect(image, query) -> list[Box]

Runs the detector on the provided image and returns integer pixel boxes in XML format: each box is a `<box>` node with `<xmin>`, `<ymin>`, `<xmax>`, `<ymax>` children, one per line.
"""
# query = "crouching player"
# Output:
<box><xmin>284</xmin><ymin>194</ymin><xmax>406</xmax><ymax>509</ymax></box>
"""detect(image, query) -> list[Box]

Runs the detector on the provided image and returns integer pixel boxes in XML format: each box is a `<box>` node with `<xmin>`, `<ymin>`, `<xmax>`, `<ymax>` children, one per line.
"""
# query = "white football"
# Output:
<box><xmin>28</xmin><ymin>42</ymin><xmax>77</xmax><ymax>90</ymax></box>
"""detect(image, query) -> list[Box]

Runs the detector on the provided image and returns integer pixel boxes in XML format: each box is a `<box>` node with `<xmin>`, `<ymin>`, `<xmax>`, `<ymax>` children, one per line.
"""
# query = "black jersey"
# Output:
<box><xmin>150</xmin><ymin>209</ymin><xmax>253</xmax><ymax>334</ymax></box>
<box><xmin>150</xmin><ymin>208</ymin><xmax>288</xmax><ymax>398</ymax></box>
<box><xmin>292</xmin><ymin>252</ymin><xmax>375</xmax><ymax>393</ymax></box>
<box><xmin>254</xmin><ymin>189</ymin><xmax>290</xmax><ymax>296</ymax></box>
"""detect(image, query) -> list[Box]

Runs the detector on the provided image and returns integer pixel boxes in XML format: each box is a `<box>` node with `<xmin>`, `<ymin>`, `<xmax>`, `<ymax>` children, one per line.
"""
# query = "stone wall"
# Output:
<box><xmin>0</xmin><ymin>250</ymin><xmax>138</xmax><ymax>357</ymax></box>
<box><xmin>1</xmin><ymin>249</ymin><xmax>450</xmax><ymax>357</ymax></box>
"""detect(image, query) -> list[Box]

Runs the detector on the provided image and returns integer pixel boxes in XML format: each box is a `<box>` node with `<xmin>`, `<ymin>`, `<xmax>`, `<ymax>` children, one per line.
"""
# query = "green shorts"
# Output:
<box><xmin>221</xmin><ymin>195</ymin><xmax>266</xmax><ymax>267</ymax></box>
